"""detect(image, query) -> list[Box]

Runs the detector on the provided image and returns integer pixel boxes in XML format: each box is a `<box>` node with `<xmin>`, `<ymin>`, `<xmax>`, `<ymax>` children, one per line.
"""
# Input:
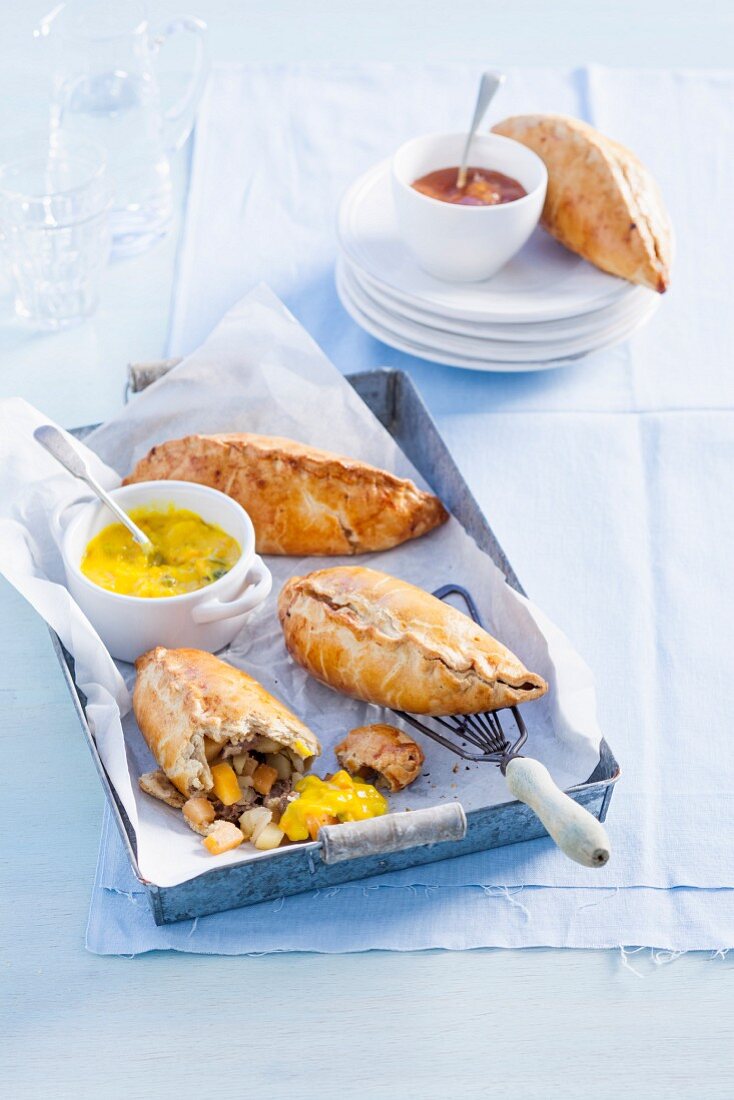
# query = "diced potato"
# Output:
<box><xmin>231</xmin><ymin>752</ymin><xmax>251</xmax><ymax>775</ymax></box>
<box><xmin>252</xmin><ymin>736</ymin><xmax>280</xmax><ymax>753</ymax></box>
<box><xmin>210</xmin><ymin>762</ymin><xmax>241</xmax><ymax>806</ymax></box>
<box><xmin>252</xmin><ymin>763</ymin><xmax>279</xmax><ymax>797</ymax></box>
<box><xmin>288</xmin><ymin>750</ymin><xmax>305</xmax><ymax>773</ymax></box>
<box><xmin>236</xmin><ymin>786</ymin><xmax>255</xmax><ymax>808</ymax></box>
<box><xmin>203</xmin><ymin>736</ymin><xmax>222</xmax><ymax>763</ymax></box>
<box><xmin>238</xmin><ymin>775</ymin><xmax>255</xmax><ymax>789</ymax></box>
<box><xmin>265</xmin><ymin>753</ymin><xmax>292</xmax><ymax>781</ymax></box>
<box><xmin>182</xmin><ymin>797</ymin><xmax>216</xmax><ymax>831</ymax></box>
<box><xmin>203</xmin><ymin>821</ymin><xmax>244</xmax><ymax>855</ymax></box>
<box><xmin>252</xmin><ymin>813</ymin><xmax>275</xmax><ymax>842</ymax></box>
<box><xmin>305</xmin><ymin>812</ymin><xmax>338</xmax><ymax>841</ymax></box>
<box><xmin>253</xmin><ymin>822</ymin><xmax>286</xmax><ymax>851</ymax></box>
<box><xmin>239</xmin><ymin>806</ymin><xmax>272</xmax><ymax>840</ymax></box>
<box><xmin>242</xmin><ymin>755</ymin><xmax>259</xmax><ymax>777</ymax></box>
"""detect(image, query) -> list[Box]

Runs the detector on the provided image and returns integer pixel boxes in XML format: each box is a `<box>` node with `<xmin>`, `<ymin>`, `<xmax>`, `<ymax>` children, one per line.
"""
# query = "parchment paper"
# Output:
<box><xmin>0</xmin><ymin>285</ymin><xmax>601</xmax><ymax>887</ymax></box>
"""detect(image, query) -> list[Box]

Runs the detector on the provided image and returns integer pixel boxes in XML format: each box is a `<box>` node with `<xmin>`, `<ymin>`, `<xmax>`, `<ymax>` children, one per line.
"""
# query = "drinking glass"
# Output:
<box><xmin>37</xmin><ymin>0</ymin><xmax>208</xmax><ymax>256</ymax></box>
<box><xmin>0</xmin><ymin>139</ymin><xmax>112</xmax><ymax>330</ymax></box>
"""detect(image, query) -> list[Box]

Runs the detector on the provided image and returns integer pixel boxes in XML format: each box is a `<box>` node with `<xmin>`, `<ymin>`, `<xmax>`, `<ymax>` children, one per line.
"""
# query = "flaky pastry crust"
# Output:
<box><xmin>123</xmin><ymin>433</ymin><xmax>448</xmax><ymax>556</ymax></box>
<box><xmin>492</xmin><ymin>114</ymin><xmax>672</xmax><ymax>292</ymax></box>
<box><xmin>278</xmin><ymin>567</ymin><xmax>547</xmax><ymax>716</ymax></box>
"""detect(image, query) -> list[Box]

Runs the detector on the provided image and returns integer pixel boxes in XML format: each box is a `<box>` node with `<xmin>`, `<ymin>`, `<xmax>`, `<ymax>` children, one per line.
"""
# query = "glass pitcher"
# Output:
<box><xmin>36</xmin><ymin>1</ymin><xmax>208</xmax><ymax>256</ymax></box>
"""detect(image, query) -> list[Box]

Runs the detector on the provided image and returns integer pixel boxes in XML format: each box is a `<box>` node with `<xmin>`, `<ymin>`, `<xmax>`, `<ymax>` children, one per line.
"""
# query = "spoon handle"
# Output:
<box><xmin>33</xmin><ymin>425</ymin><xmax>153</xmax><ymax>550</ymax></box>
<box><xmin>457</xmin><ymin>70</ymin><xmax>506</xmax><ymax>189</ymax></box>
<box><xmin>34</xmin><ymin>424</ymin><xmax>91</xmax><ymax>480</ymax></box>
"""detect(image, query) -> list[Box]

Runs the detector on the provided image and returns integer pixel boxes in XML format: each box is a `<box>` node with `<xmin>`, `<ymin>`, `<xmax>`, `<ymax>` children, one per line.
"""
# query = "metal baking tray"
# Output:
<box><xmin>50</xmin><ymin>367</ymin><xmax>619</xmax><ymax>925</ymax></box>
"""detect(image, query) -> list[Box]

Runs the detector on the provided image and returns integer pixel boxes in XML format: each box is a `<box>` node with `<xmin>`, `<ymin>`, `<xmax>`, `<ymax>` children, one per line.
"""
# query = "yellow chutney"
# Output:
<box><xmin>279</xmin><ymin>770</ymin><xmax>388</xmax><ymax>842</ymax></box>
<box><xmin>80</xmin><ymin>506</ymin><xmax>241</xmax><ymax>598</ymax></box>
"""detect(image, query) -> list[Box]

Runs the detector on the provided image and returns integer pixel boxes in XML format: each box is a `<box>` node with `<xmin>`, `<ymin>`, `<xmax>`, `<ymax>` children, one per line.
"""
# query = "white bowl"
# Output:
<box><xmin>54</xmin><ymin>480</ymin><xmax>272</xmax><ymax>663</ymax></box>
<box><xmin>391</xmin><ymin>132</ymin><xmax>547</xmax><ymax>283</ymax></box>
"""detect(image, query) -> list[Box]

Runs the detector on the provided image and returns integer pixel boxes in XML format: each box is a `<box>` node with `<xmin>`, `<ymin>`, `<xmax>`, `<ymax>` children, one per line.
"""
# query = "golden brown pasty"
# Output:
<box><xmin>278</xmin><ymin>567</ymin><xmax>547</xmax><ymax>716</ymax></box>
<box><xmin>492</xmin><ymin>114</ymin><xmax>672</xmax><ymax>292</ymax></box>
<box><xmin>123</xmin><ymin>433</ymin><xmax>448</xmax><ymax>556</ymax></box>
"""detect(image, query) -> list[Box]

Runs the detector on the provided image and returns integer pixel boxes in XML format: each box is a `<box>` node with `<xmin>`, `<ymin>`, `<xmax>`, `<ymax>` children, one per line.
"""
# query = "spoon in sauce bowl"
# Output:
<box><xmin>34</xmin><ymin>424</ymin><xmax>162</xmax><ymax>562</ymax></box>
<box><xmin>456</xmin><ymin>70</ymin><xmax>505</xmax><ymax>190</ymax></box>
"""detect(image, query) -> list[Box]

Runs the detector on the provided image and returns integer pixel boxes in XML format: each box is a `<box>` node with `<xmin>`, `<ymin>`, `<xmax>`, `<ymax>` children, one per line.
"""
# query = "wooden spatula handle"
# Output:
<box><xmin>504</xmin><ymin>756</ymin><xmax>611</xmax><ymax>867</ymax></box>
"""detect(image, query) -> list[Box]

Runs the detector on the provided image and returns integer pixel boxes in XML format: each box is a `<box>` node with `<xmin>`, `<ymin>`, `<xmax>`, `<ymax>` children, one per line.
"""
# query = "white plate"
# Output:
<box><xmin>337</xmin><ymin>159</ymin><xmax>641</xmax><ymax>324</ymax></box>
<box><xmin>340</xmin><ymin>254</ymin><xmax>657</xmax><ymax>345</ymax></box>
<box><xmin>337</xmin><ymin>273</ymin><xmax>583</xmax><ymax>372</ymax></box>
<box><xmin>336</xmin><ymin>265</ymin><xmax>659</xmax><ymax>372</ymax></box>
<box><xmin>337</xmin><ymin>261</ymin><xmax>660</xmax><ymax>365</ymax></box>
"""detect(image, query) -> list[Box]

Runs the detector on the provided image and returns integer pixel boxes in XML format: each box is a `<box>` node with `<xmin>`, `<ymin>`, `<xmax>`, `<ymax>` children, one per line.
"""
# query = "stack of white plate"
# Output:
<box><xmin>336</xmin><ymin>159</ymin><xmax>660</xmax><ymax>372</ymax></box>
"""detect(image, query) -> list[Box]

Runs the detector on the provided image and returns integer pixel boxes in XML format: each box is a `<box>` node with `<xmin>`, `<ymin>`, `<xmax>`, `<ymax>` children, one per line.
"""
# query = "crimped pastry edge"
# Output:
<box><xmin>278</xmin><ymin>571</ymin><xmax>548</xmax><ymax>707</ymax></box>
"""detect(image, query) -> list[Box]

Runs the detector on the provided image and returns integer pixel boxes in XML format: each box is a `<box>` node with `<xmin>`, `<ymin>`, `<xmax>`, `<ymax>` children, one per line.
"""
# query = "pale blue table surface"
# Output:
<box><xmin>1</xmin><ymin>3</ymin><xmax>733</xmax><ymax>1097</ymax></box>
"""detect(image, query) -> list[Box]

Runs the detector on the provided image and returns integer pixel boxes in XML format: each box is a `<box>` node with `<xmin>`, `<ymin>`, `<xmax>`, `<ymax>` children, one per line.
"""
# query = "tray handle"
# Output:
<box><xmin>318</xmin><ymin>802</ymin><xmax>467</xmax><ymax>865</ymax></box>
<box><xmin>126</xmin><ymin>359</ymin><xmax>182</xmax><ymax>399</ymax></box>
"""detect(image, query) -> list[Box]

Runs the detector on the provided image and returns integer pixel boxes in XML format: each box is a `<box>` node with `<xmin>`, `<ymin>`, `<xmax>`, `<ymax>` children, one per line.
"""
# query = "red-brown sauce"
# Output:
<box><xmin>412</xmin><ymin>166</ymin><xmax>527</xmax><ymax>206</ymax></box>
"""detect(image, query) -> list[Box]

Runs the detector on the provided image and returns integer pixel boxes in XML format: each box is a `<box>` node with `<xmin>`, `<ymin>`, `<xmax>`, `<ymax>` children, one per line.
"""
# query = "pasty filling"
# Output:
<box><xmin>200</xmin><ymin>735</ymin><xmax>306</xmax><ymax>849</ymax></box>
<box><xmin>141</xmin><ymin>735</ymin><xmax>308</xmax><ymax>853</ymax></box>
<box><xmin>140</xmin><ymin>736</ymin><xmax>388</xmax><ymax>855</ymax></box>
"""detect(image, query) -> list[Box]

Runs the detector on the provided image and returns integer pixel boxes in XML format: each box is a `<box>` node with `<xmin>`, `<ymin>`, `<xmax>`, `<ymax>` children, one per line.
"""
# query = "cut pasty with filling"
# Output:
<box><xmin>135</xmin><ymin>647</ymin><xmax>320</xmax><ymax>849</ymax></box>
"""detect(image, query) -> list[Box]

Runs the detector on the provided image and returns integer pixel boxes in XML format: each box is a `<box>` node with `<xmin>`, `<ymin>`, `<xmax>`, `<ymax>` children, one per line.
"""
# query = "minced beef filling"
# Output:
<box><xmin>210</xmin><ymin>799</ymin><xmax>249</xmax><ymax>824</ymax></box>
<box><xmin>264</xmin><ymin>780</ymin><xmax>293</xmax><ymax>817</ymax></box>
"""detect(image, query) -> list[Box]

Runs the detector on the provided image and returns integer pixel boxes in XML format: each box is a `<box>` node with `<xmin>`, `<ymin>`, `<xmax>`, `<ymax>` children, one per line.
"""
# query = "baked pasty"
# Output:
<box><xmin>123</xmin><ymin>433</ymin><xmax>448</xmax><ymax>556</ymax></box>
<box><xmin>278</xmin><ymin>567</ymin><xmax>547</xmax><ymax>716</ymax></box>
<box><xmin>134</xmin><ymin>648</ymin><xmax>320</xmax><ymax>844</ymax></box>
<box><xmin>335</xmin><ymin>724</ymin><xmax>424</xmax><ymax>791</ymax></box>
<box><xmin>492</xmin><ymin>114</ymin><xmax>672</xmax><ymax>292</ymax></box>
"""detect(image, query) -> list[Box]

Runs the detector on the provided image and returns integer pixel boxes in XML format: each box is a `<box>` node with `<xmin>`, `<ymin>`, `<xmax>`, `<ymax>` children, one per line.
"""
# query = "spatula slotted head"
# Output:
<box><xmin>395</xmin><ymin>705</ymin><xmax>527</xmax><ymax>763</ymax></box>
<box><xmin>391</xmin><ymin>584</ymin><xmax>531</xmax><ymax>763</ymax></box>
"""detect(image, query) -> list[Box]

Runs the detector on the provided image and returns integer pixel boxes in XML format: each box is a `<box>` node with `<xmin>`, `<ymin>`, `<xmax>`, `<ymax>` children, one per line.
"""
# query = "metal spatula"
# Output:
<box><xmin>393</xmin><ymin>584</ymin><xmax>611</xmax><ymax>867</ymax></box>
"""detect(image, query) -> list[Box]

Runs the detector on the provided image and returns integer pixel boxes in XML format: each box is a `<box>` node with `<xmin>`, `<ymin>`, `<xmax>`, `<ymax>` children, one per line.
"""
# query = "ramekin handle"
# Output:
<box><xmin>192</xmin><ymin>555</ymin><xmax>272</xmax><ymax>624</ymax></box>
<box><xmin>49</xmin><ymin>494</ymin><xmax>92</xmax><ymax>548</ymax></box>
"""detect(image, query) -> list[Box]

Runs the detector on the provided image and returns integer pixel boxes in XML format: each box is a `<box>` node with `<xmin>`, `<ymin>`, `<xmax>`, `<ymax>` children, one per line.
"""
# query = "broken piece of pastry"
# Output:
<box><xmin>135</xmin><ymin>647</ymin><xmax>321</xmax><ymax>852</ymax></box>
<box><xmin>123</xmin><ymin>433</ymin><xmax>448</xmax><ymax>556</ymax></box>
<box><xmin>335</xmin><ymin>724</ymin><xmax>424</xmax><ymax>792</ymax></box>
<box><xmin>492</xmin><ymin>114</ymin><xmax>672</xmax><ymax>292</ymax></box>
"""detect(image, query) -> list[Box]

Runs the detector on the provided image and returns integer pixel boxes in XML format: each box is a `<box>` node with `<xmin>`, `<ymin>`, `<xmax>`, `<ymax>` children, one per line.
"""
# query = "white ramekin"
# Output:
<box><xmin>54</xmin><ymin>480</ymin><xmax>272</xmax><ymax>663</ymax></box>
<box><xmin>391</xmin><ymin>131</ymin><xmax>548</xmax><ymax>282</ymax></box>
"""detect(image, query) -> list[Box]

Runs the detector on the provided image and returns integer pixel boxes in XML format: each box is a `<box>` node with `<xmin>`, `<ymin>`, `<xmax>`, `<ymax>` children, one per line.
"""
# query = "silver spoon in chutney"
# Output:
<box><xmin>34</xmin><ymin>424</ymin><xmax>162</xmax><ymax>561</ymax></box>
<box><xmin>456</xmin><ymin>70</ymin><xmax>506</xmax><ymax>190</ymax></box>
